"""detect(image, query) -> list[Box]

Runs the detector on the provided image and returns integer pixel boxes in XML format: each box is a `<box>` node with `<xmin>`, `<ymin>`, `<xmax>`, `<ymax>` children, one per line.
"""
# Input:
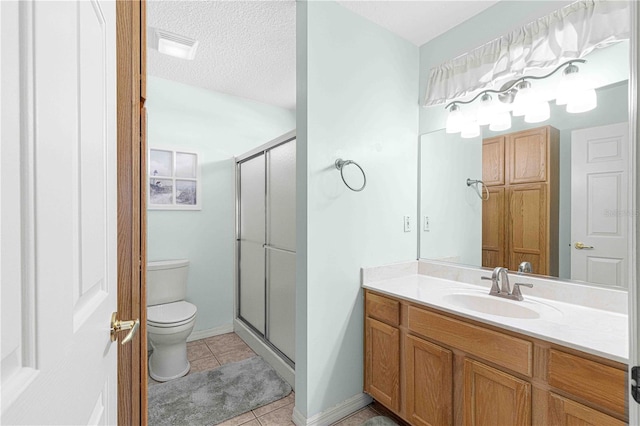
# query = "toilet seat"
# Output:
<box><xmin>148</xmin><ymin>301</ymin><xmax>197</xmax><ymax>327</ymax></box>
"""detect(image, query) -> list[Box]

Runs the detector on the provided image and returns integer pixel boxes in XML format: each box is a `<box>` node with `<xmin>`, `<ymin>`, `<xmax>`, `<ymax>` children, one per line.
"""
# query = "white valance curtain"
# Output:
<box><xmin>423</xmin><ymin>0</ymin><xmax>630</xmax><ymax>106</ymax></box>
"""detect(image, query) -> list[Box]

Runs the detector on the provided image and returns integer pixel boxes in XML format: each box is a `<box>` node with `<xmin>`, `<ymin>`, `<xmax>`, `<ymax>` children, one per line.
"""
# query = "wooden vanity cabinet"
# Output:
<box><xmin>363</xmin><ymin>289</ymin><xmax>628</xmax><ymax>426</ymax></box>
<box><xmin>463</xmin><ymin>359</ymin><xmax>531</xmax><ymax>426</ymax></box>
<box><xmin>548</xmin><ymin>394</ymin><xmax>625</xmax><ymax>426</ymax></box>
<box><xmin>481</xmin><ymin>126</ymin><xmax>559</xmax><ymax>276</ymax></box>
<box><xmin>365</xmin><ymin>293</ymin><xmax>401</xmax><ymax>411</ymax></box>
<box><xmin>404</xmin><ymin>334</ymin><xmax>453</xmax><ymax>426</ymax></box>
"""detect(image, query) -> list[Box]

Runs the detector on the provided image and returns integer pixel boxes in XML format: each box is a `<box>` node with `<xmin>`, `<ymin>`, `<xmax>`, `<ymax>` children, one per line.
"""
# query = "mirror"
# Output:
<box><xmin>419</xmin><ymin>40</ymin><xmax>631</xmax><ymax>290</ymax></box>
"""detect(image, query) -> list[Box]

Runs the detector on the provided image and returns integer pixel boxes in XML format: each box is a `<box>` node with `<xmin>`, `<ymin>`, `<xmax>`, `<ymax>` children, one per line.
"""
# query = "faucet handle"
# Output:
<box><xmin>481</xmin><ymin>276</ymin><xmax>500</xmax><ymax>295</ymax></box>
<box><xmin>512</xmin><ymin>283</ymin><xmax>534</xmax><ymax>301</ymax></box>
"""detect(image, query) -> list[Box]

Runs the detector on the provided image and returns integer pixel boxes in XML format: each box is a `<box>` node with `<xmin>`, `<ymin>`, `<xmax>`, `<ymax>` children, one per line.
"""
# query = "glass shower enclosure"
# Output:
<box><xmin>235</xmin><ymin>131</ymin><xmax>296</xmax><ymax>366</ymax></box>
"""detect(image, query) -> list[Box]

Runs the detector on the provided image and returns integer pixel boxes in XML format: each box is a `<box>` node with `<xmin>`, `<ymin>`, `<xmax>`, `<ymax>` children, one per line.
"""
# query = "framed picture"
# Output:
<box><xmin>148</xmin><ymin>148</ymin><xmax>201</xmax><ymax>210</ymax></box>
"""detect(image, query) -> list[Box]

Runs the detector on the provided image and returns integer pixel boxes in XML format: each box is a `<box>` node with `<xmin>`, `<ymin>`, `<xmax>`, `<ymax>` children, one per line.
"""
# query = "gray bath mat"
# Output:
<box><xmin>362</xmin><ymin>416</ymin><xmax>399</xmax><ymax>426</ymax></box>
<box><xmin>148</xmin><ymin>356</ymin><xmax>292</xmax><ymax>425</ymax></box>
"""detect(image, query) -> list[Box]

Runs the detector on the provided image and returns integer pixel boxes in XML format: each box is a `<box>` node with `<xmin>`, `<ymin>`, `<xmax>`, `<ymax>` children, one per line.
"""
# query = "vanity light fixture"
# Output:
<box><xmin>511</xmin><ymin>80</ymin><xmax>534</xmax><ymax>117</ymax></box>
<box><xmin>461</xmin><ymin>120</ymin><xmax>480</xmax><ymax>139</ymax></box>
<box><xmin>489</xmin><ymin>109</ymin><xmax>511</xmax><ymax>132</ymax></box>
<box><xmin>476</xmin><ymin>93</ymin><xmax>495</xmax><ymax>126</ymax></box>
<box><xmin>152</xmin><ymin>28</ymin><xmax>199</xmax><ymax>60</ymax></box>
<box><xmin>444</xmin><ymin>59</ymin><xmax>595</xmax><ymax>135</ymax></box>
<box><xmin>556</xmin><ymin>63</ymin><xmax>597</xmax><ymax>113</ymax></box>
<box><xmin>445</xmin><ymin>103</ymin><xmax>463</xmax><ymax>133</ymax></box>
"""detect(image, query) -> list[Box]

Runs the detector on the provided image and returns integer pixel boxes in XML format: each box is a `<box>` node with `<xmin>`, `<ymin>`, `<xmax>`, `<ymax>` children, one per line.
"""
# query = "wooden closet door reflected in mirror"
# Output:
<box><xmin>481</xmin><ymin>126</ymin><xmax>559</xmax><ymax>276</ymax></box>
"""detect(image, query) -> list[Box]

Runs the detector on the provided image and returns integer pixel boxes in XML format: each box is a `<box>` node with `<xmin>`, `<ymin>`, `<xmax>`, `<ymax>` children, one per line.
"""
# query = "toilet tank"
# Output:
<box><xmin>147</xmin><ymin>259</ymin><xmax>190</xmax><ymax>306</ymax></box>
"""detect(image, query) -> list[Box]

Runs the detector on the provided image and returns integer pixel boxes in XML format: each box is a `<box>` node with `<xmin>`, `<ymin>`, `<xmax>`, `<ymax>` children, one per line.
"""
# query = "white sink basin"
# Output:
<box><xmin>442</xmin><ymin>293</ymin><xmax>559</xmax><ymax>320</ymax></box>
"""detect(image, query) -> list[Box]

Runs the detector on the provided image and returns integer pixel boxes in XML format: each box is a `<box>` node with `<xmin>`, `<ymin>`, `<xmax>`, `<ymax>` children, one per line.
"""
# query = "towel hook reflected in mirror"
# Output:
<box><xmin>335</xmin><ymin>158</ymin><xmax>367</xmax><ymax>192</ymax></box>
<box><xmin>467</xmin><ymin>178</ymin><xmax>489</xmax><ymax>201</ymax></box>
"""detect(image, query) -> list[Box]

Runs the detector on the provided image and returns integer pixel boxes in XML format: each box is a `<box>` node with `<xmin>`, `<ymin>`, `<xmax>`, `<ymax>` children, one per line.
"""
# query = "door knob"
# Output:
<box><xmin>110</xmin><ymin>312</ymin><xmax>140</xmax><ymax>344</ymax></box>
<box><xmin>574</xmin><ymin>242</ymin><xmax>594</xmax><ymax>250</ymax></box>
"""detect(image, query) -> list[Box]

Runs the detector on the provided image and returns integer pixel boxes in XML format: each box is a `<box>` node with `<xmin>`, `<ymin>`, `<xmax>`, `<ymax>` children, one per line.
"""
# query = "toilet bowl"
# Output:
<box><xmin>147</xmin><ymin>260</ymin><xmax>197</xmax><ymax>382</ymax></box>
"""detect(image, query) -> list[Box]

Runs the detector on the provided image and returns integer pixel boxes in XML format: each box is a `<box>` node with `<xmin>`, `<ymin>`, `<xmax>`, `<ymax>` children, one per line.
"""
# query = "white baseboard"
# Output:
<box><xmin>233</xmin><ymin>319</ymin><xmax>295</xmax><ymax>389</ymax></box>
<box><xmin>292</xmin><ymin>393</ymin><xmax>372</xmax><ymax>426</ymax></box>
<box><xmin>186</xmin><ymin>323</ymin><xmax>234</xmax><ymax>342</ymax></box>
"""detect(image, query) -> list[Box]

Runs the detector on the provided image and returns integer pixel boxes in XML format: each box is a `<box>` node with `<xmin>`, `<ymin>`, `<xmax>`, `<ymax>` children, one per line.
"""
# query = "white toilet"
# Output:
<box><xmin>147</xmin><ymin>259</ymin><xmax>197</xmax><ymax>382</ymax></box>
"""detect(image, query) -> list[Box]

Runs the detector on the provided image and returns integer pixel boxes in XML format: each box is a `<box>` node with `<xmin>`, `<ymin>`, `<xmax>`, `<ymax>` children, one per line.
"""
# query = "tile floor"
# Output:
<box><xmin>148</xmin><ymin>332</ymin><xmax>384</xmax><ymax>426</ymax></box>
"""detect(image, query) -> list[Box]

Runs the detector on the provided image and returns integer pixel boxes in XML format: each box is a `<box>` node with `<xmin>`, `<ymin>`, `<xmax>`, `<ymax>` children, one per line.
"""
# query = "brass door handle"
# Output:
<box><xmin>110</xmin><ymin>312</ymin><xmax>140</xmax><ymax>344</ymax></box>
<box><xmin>574</xmin><ymin>242</ymin><xmax>594</xmax><ymax>250</ymax></box>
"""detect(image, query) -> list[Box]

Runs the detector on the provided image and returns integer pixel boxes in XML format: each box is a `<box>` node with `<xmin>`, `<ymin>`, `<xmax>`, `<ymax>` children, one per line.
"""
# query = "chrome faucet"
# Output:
<box><xmin>481</xmin><ymin>266</ymin><xmax>533</xmax><ymax>301</ymax></box>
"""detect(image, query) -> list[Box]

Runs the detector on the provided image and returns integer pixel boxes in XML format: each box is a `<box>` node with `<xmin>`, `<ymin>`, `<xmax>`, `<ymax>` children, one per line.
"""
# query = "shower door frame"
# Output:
<box><xmin>235</xmin><ymin>130</ymin><xmax>297</xmax><ymax>369</ymax></box>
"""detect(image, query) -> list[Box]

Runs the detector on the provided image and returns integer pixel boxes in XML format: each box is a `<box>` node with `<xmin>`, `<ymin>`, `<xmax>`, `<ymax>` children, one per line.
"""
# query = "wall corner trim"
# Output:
<box><xmin>292</xmin><ymin>393</ymin><xmax>373</xmax><ymax>426</ymax></box>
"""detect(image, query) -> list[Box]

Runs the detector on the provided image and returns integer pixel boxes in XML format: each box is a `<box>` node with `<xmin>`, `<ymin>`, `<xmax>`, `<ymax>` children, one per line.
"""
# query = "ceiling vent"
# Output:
<box><xmin>151</xmin><ymin>27</ymin><xmax>199</xmax><ymax>60</ymax></box>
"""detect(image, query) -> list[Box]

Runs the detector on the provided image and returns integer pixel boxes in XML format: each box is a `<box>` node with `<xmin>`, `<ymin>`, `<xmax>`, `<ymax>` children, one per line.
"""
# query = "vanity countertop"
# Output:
<box><xmin>363</xmin><ymin>273</ymin><xmax>628</xmax><ymax>364</ymax></box>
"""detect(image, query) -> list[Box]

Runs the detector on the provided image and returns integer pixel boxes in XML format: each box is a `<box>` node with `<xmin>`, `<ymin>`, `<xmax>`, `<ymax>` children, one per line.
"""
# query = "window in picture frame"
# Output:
<box><xmin>148</xmin><ymin>148</ymin><xmax>201</xmax><ymax>210</ymax></box>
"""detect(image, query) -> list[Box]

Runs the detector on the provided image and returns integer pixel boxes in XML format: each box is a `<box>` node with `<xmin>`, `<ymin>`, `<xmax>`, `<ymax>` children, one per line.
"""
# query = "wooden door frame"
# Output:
<box><xmin>116</xmin><ymin>1</ymin><xmax>147</xmax><ymax>424</ymax></box>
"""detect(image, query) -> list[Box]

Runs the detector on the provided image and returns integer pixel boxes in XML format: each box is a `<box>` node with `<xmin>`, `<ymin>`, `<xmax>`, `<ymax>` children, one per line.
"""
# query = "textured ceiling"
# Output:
<box><xmin>147</xmin><ymin>0</ymin><xmax>297</xmax><ymax>110</ymax></box>
<box><xmin>337</xmin><ymin>1</ymin><xmax>500</xmax><ymax>46</ymax></box>
<box><xmin>147</xmin><ymin>1</ymin><xmax>499</xmax><ymax>110</ymax></box>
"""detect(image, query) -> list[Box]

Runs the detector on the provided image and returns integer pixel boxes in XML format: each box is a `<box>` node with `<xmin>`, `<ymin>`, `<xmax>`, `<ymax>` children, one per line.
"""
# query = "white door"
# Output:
<box><xmin>571</xmin><ymin>122</ymin><xmax>629</xmax><ymax>288</ymax></box>
<box><xmin>1</xmin><ymin>1</ymin><xmax>119</xmax><ymax>424</ymax></box>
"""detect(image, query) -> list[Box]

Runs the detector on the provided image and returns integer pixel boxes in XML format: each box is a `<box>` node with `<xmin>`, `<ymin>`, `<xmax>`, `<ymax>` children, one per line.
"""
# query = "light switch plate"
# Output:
<box><xmin>404</xmin><ymin>215</ymin><xmax>411</xmax><ymax>232</ymax></box>
<box><xmin>424</xmin><ymin>216</ymin><xmax>430</xmax><ymax>232</ymax></box>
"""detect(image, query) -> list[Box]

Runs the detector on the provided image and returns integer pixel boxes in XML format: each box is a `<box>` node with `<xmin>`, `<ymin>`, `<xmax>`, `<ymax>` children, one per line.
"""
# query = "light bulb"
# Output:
<box><xmin>567</xmin><ymin>88</ymin><xmax>597</xmax><ymax>113</ymax></box>
<box><xmin>556</xmin><ymin>64</ymin><xmax>581</xmax><ymax>105</ymax></box>
<box><xmin>512</xmin><ymin>81</ymin><xmax>534</xmax><ymax>117</ymax></box>
<box><xmin>489</xmin><ymin>110</ymin><xmax>512</xmax><ymax>132</ymax></box>
<box><xmin>477</xmin><ymin>93</ymin><xmax>494</xmax><ymax>126</ymax></box>
<box><xmin>445</xmin><ymin>104</ymin><xmax>463</xmax><ymax>134</ymax></box>
<box><xmin>461</xmin><ymin>120</ymin><xmax>480</xmax><ymax>139</ymax></box>
<box><xmin>525</xmin><ymin>100</ymin><xmax>550</xmax><ymax>123</ymax></box>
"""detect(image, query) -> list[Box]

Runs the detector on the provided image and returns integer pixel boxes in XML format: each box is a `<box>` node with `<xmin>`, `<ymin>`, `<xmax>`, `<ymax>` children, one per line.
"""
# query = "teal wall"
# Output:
<box><xmin>296</xmin><ymin>1</ymin><xmax>418</xmax><ymax>418</ymax></box>
<box><xmin>420</xmin><ymin>130</ymin><xmax>482</xmax><ymax>265</ymax></box>
<box><xmin>146</xmin><ymin>77</ymin><xmax>295</xmax><ymax>333</ymax></box>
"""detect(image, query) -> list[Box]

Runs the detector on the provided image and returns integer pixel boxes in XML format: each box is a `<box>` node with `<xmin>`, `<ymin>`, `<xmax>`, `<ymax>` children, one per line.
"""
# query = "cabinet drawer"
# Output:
<box><xmin>548</xmin><ymin>349</ymin><xmax>625</xmax><ymax>416</ymax></box>
<box><xmin>366</xmin><ymin>292</ymin><xmax>400</xmax><ymax>326</ymax></box>
<box><xmin>408</xmin><ymin>306</ymin><xmax>532</xmax><ymax>376</ymax></box>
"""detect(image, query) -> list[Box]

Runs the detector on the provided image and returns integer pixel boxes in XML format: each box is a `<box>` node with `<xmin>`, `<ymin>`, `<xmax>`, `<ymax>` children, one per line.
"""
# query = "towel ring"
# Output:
<box><xmin>335</xmin><ymin>158</ymin><xmax>366</xmax><ymax>192</ymax></box>
<box><xmin>466</xmin><ymin>178</ymin><xmax>490</xmax><ymax>201</ymax></box>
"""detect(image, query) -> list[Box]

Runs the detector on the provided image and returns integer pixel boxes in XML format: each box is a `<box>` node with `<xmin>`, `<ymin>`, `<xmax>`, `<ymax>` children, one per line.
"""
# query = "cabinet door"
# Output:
<box><xmin>507</xmin><ymin>127</ymin><xmax>548</xmax><ymax>184</ymax></box>
<box><xmin>365</xmin><ymin>317</ymin><xmax>400</xmax><ymax>411</ymax></box>
<box><xmin>463</xmin><ymin>359</ymin><xmax>531</xmax><ymax>426</ymax></box>
<box><xmin>548</xmin><ymin>393</ymin><xmax>625</xmax><ymax>426</ymax></box>
<box><xmin>405</xmin><ymin>335</ymin><xmax>453</xmax><ymax>426</ymax></box>
<box><xmin>508</xmin><ymin>183</ymin><xmax>547</xmax><ymax>274</ymax></box>
<box><xmin>482</xmin><ymin>187</ymin><xmax>505</xmax><ymax>269</ymax></box>
<box><xmin>482</xmin><ymin>136</ymin><xmax>505</xmax><ymax>186</ymax></box>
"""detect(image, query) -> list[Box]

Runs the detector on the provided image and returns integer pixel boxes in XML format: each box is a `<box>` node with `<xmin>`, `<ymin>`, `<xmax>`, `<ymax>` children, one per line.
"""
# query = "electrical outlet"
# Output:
<box><xmin>424</xmin><ymin>216</ymin><xmax>430</xmax><ymax>232</ymax></box>
<box><xmin>404</xmin><ymin>215</ymin><xmax>411</xmax><ymax>232</ymax></box>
